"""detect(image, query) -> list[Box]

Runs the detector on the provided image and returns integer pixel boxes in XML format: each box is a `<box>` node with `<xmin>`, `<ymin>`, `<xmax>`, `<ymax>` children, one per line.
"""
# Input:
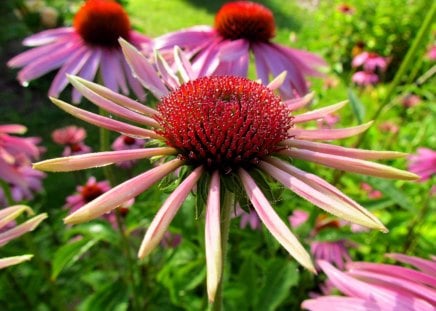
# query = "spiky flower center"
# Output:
<box><xmin>81</xmin><ymin>184</ymin><xmax>104</xmax><ymax>202</ymax></box>
<box><xmin>214</xmin><ymin>1</ymin><xmax>275</xmax><ymax>42</ymax></box>
<box><xmin>73</xmin><ymin>0</ymin><xmax>130</xmax><ymax>48</ymax></box>
<box><xmin>156</xmin><ymin>76</ymin><xmax>291</xmax><ymax>172</ymax></box>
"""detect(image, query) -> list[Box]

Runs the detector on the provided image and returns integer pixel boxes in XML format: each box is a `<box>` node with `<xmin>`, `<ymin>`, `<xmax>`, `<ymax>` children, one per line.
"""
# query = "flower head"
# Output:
<box><xmin>302</xmin><ymin>254</ymin><xmax>436</xmax><ymax>310</ymax></box>
<box><xmin>153</xmin><ymin>1</ymin><xmax>325</xmax><ymax>99</ymax></box>
<box><xmin>52</xmin><ymin>125</ymin><xmax>92</xmax><ymax>156</ymax></box>
<box><xmin>408</xmin><ymin>148</ymin><xmax>436</xmax><ymax>181</ymax></box>
<box><xmin>0</xmin><ymin>205</ymin><xmax>47</xmax><ymax>269</ymax></box>
<box><xmin>8</xmin><ymin>0</ymin><xmax>151</xmax><ymax>103</ymax></box>
<box><xmin>34</xmin><ymin>41</ymin><xmax>418</xmax><ymax>302</ymax></box>
<box><xmin>352</xmin><ymin>51</ymin><xmax>388</xmax><ymax>72</ymax></box>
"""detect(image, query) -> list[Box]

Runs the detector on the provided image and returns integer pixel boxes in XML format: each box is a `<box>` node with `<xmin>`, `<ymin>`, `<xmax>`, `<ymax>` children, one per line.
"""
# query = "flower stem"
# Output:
<box><xmin>212</xmin><ymin>190</ymin><xmax>234</xmax><ymax>311</ymax></box>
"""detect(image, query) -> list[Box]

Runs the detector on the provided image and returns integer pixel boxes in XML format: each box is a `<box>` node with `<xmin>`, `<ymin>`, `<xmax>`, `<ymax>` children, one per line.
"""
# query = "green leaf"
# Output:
<box><xmin>347</xmin><ymin>88</ymin><xmax>365</xmax><ymax>124</ymax></box>
<box><xmin>51</xmin><ymin>238</ymin><xmax>100</xmax><ymax>280</ymax></box>
<box><xmin>364</xmin><ymin>178</ymin><xmax>413</xmax><ymax>211</ymax></box>
<box><xmin>254</xmin><ymin>260</ymin><xmax>300</xmax><ymax>311</ymax></box>
<box><xmin>78</xmin><ymin>281</ymin><xmax>129</xmax><ymax>311</ymax></box>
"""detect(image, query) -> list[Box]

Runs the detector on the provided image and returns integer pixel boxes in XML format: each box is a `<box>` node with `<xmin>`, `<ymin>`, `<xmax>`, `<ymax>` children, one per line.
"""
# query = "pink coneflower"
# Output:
<box><xmin>153</xmin><ymin>1</ymin><xmax>325</xmax><ymax>99</ymax></box>
<box><xmin>65</xmin><ymin>176</ymin><xmax>111</xmax><ymax>212</ymax></box>
<box><xmin>52</xmin><ymin>125</ymin><xmax>91</xmax><ymax>156</ymax></box>
<box><xmin>352</xmin><ymin>51</ymin><xmax>388</xmax><ymax>72</ymax></box>
<box><xmin>352</xmin><ymin>71</ymin><xmax>379</xmax><ymax>86</ymax></box>
<box><xmin>311</xmin><ymin>240</ymin><xmax>352</xmax><ymax>270</ymax></box>
<box><xmin>302</xmin><ymin>254</ymin><xmax>436</xmax><ymax>310</ymax></box>
<box><xmin>237</xmin><ymin>207</ymin><xmax>261</xmax><ymax>231</ymax></box>
<box><xmin>288</xmin><ymin>209</ymin><xmax>309</xmax><ymax>229</ymax></box>
<box><xmin>111</xmin><ymin>134</ymin><xmax>146</xmax><ymax>168</ymax></box>
<box><xmin>34</xmin><ymin>40</ymin><xmax>417</xmax><ymax>302</ymax></box>
<box><xmin>408</xmin><ymin>148</ymin><xmax>436</xmax><ymax>181</ymax></box>
<box><xmin>8</xmin><ymin>0</ymin><xmax>151</xmax><ymax>103</ymax></box>
<box><xmin>0</xmin><ymin>205</ymin><xmax>47</xmax><ymax>269</ymax></box>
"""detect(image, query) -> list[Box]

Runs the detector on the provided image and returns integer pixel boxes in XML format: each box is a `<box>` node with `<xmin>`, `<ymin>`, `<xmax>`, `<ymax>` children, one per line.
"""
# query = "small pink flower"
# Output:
<box><xmin>288</xmin><ymin>209</ymin><xmax>309</xmax><ymax>229</ymax></box>
<box><xmin>52</xmin><ymin>125</ymin><xmax>91</xmax><ymax>156</ymax></box>
<box><xmin>352</xmin><ymin>52</ymin><xmax>388</xmax><ymax>72</ymax></box>
<box><xmin>360</xmin><ymin>183</ymin><xmax>382</xmax><ymax>199</ymax></box>
<box><xmin>111</xmin><ymin>135</ymin><xmax>146</xmax><ymax>168</ymax></box>
<box><xmin>352</xmin><ymin>71</ymin><xmax>379</xmax><ymax>86</ymax></box>
<box><xmin>378</xmin><ymin>121</ymin><xmax>399</xmax><ymax>134</ymax></box>
<box><xmin>427</xmin><ymin>44</ymin><xmax>436</xmax><ymax>61</ymax></box>
<box><xmin>401</xmin><ymin>94</ymin><xmax>421</xmax><ymax>108</ymax></box>
<box><xmin>311</xmin><ymin>240</ymin><xmax>352</xmax><ymax>270</ymax></box>
<box><xmin>408</xmin><ymin>148</ymin><xmax>436</xmax><ymax>181</ymax></box>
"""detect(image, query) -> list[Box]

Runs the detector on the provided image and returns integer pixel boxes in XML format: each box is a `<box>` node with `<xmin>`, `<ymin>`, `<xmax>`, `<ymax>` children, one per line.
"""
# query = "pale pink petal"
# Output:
<box><xmin>0</xmin><ymin>213</ymin><xmax>47</xmax><ymax>247</ymax></box>
<box><xmin>49</xmin><ymin>46</ymin><xmax>91</xmax><ymax>97</ymax></box>
<box><xmin>64</xmin><ymin>159</ymin><xmax>184</xmax><ymax>224</ymax></box>
<box><xmin>267</xmin><ymin>71</ymin><xmax>287</xmax><ymax>90</ymax></box>
<box><xmin>69</xmin><ymin>75</ymin><xmax>157</xmax><ymax>116</ymax></box>
<box><xmin>192</xmin><ymin>39</ymin><xmax>223</xmax><ymax>77</ymax></box>
<box><xmin>280</xmin><ymin>149</ymin><xmax>418</xmax><ymax>180</ymax></box>
<box><xmin>33</xmin><ymin>147</ymin><xmax>176</xmax><ymax>172</ymax></box>
<box><xmin>138</xmin><ymin>166</ymin><xmax>203</xmax><ymax>258</ymax></box>
<box><xmin>218</xmin><ymin>39</ymin><xmax>249</xmax><ymax>61</ymax></box>
<box><xmin>119</xmin><ymin>39</ymin><xmax>169</xmax><ymax>99</ymax></box>
<box><xmin>73</xmin><ymin>49</ymin><xmax>102</xmax><ymax>103</ymax></box>
<box><xmin>205</xmin><ymin>171</ymin><xmax>222</xmax><ymax>302</ymax></box>
<box><xmin>293</xmin><ymin>101</ymin><xmax>348</xmax><ymax>124</ymax></box>
<box><xmin>122</xmin><ymin>56</ymin><xmax>146</xmax><ymax>102</ymax></box>
<box><xmin>386</xmin><ymin>254</ymin><xmax>436</xmax><ymax>276</ymax></box>
<box><xmin>302</xmin><ymin>296</ymin><xmax>380</xmax><ymax>311</ymax></box>
<box><xmin>283</xmin><ymin>139</ymin><xmax>407</xmax><ymax>160</ymax></box>
<box><xmin>0</xmin><ymin>124</ymin><xmax>27</xmax><ymax>134</ymax></box>
<box><xmin>67</xmin><ymin>75</ymin><xmax>159</xmax><ymax>128</ymax></box>
<box><xmin>100</xmin><ymin>49</ymin><xmax>118</xmax><ymax>92</ymax></box>
<box><xmin>260</xmin><ymin>160</ymin><xmax>386</xmax><ymax>231</ymax></box>
<box><xmin>0</xmin><ymin>255</ymin><xmax>34</xmax><ymax>270</ymax></box>
<box><xmin>114</xmin><ymin>51</ymin><xmax>129</xmax><ymax>95</ymax></box>
<box><xmin>283</xmin><ymin>92</ymin><xmax>315</xmax><ymax>111</ymax></box>
<box><xmin>239</xmin><ymin>168</ymin><xmax>315</xmax><ymax>272</ymax></box>
<box><xmin>50</xmin><ymin>97</ymin><xmax>161</xmax><ymax>139</ymax></box>
<box><xmin>154</xmin><ymin>50</ymin><xmax>180</xmax><ymax>90</ymax></box>
<box><xmin>22</xmin><ymin>27</ymin><xmax>75</xmax><ymax>46</ymax></box>
<box><xmin>173</xmin><ymin>46</ymin><xmax>195</xmax><ymax>82</ymax></box>
<box><xmin>0</xmin><ymin>205</ymin><xmax>34</xmax><ymax>229</ymax></box>
<box><xmin>288</xmin><ymin>122</ymin><xmax>372</xmax><ymax>140</ymax></box>
<box><xmin>153</xmin><ymin>25</ymin><xmax>215</xmax><ymax>50</ymax></box>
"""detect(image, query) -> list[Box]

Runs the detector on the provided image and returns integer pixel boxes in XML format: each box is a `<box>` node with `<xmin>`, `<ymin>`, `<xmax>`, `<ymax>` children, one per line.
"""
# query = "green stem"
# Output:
<box><xmin>212</xmin><ymin>190</ymin><xmax>234</xmax><ymax>311</ymax></box>
<box><xmin>0</xmin><ymin>179</ymin><xmax>14</xmax><ymax>205</ymax></box>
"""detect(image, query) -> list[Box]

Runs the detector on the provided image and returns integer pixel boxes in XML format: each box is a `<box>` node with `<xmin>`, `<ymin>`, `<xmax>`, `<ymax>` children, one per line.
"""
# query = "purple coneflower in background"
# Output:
<box><xmin>34</xmin><ymin>39</ymin><xmax>417</xmax><ymax>302</ymax></box>
<box><xmin>153</xmin><ymin>1</ymin><xmax>325</xmax><ymax>99</ymax></box>
<box><xmin>52</xmin><ymin>125</ymin><xmax>91</xmax><ymax>156</ymax></box>
<box><xmin>111</xmin><ymin>134</ymin><xmax>146</xmax><ymax>169</ymax></box>
<box><xmin>0</xmin><ymin>205</ymin><xmax>47</xmax><ymax>269</ymax></box>
<box><xmin>408</xmin><ymin>148</ymin><xmax>436</xmax><ymax>182</ymax></box>
<box><xmin>352</xmin><ymin>51</ymin><xmax>388</xmax><ymax>86</ymax></box>
<box><xmin>235</xmin><ymin>207</ymin><xmax>262</xmax><ymax>231</ymax></box>
<box><xmin>8</xmin><ymin>0</ymin><xmax>151</xmax><ymax>103</ymax></box>
<box><xmin>311</xmin><ymin>240</ymin><xmax>353</xmax><ymax>270</ymax></box>
<box><xmin>0</xmin><ymin>124</ymin><xmax>45</xmax><ymax>206</ymax></box>
<box><xmin>302</xmin><ymin>254</ymin><xmax>436</xmax><ymax>310</ymax></box>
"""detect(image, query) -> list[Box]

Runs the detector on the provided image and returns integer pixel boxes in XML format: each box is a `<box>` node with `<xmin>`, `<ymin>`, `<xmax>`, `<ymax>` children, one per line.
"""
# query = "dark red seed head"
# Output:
<box><xmin>81</xmin><ymin>184</ymin><xmax>104</xmax><ymax>202</ymax></box>
<box><xmin>214</xmin><ymin>1</ymin><xmax>275</xmax><ymax>42</ymax></box>
<box><xmin>156</xmin><ymin>76</ymin><xmax>291</xmax><ymax>172</ymax></box>
<box><xmin>73</xmin><ymin>0</ymin><xmax>131</xmax><ymax>48</ymax></box>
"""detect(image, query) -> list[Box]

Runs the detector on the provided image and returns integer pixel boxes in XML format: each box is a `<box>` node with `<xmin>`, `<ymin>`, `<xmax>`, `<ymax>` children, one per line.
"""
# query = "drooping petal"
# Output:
<box><xmin>0</xmin><ymin>213</ymin><xmax>47</xmax><ymax>247</ymax></box>
<box><xmin>153</xmin><ymin>25</ymin><xmax>215</xmax><ymax>50</ymax></box>
<box><xmin>73</xmin><ymin>48</ymin><xmax>101</xmax><ymax>103</ymax></box>
<box><xmin>64</xmin><ymin>159</ymin><xmax>184</xmax><ymax>224</ymax></box>
<box><xmin>205</xmin><ymin>171</ymin><xmax>222</xmax><ymax>302</ymax></box>
<box><xmin>282</xmin><ymin>139</ymin><xmax>407</xmax><ymax>160</ymax></box>
<box><xmin>100</xmin><ymin>49</ymin><xmax>118</xmax><ymax>92</ymax></box>
<box><xmin>283</xmin><ymin>92</ymin><xmax>314</xmax><ymax>111</ymax></box>
<box><xmin>238</xmin><ymin>168</ymin><xmax>315</xmax><ymax>272</ymax></box>
<box><xmin>33</xmin><ymin>147</ymin><xmax>176</xmax><ymax>172</ymax></box>
<box><xmin>260</xmin><ymin>160</ymin><xmax>386</xmax><ymax>231</ymax></box>
<box><xmin>288</xmin><ymin>122</ymin><xmax>372</xmax><ymax>141</ymax></box>
<box><xmin>68</xmin><ymin>75</ymin><xmax>157</xmax><ymax>116</ymax></box>
<box><xmin>119</xmin><ymin>38</ymin><xmax>169</xmax><ymax>99</ymax></box>
<box><xmin>67</xmin><ymin>75</ymin><xmax>160</xmax><ymax>128</ymax></box>
<box><xmin>302</xmin><ymin>296</ymin><xmax>380</xmax><ymax>311</ymax></box>
<box><xmin>173</xmin><ymin>46</ymin><xmax>195</xmax><ymax>82</ymax></box>
<box><xmin>138</xmin><ymin>166</ymin><xmax>204</xmax><ymax>258</ymax></box>
<box><xmin>293</xmin><ymin>101</ymin><xmax>348</xmax><ymax>124</ymax></box>
<box><xmin>0</xmin><ymin>255</ymin><xmax>34</xmax><ymax>270</ymax></box>
<box><xmin>154</xmin><ymin>50</ymin><xmax>180</xmax><ymax>90</ymax></box>
<box><xmin>386</xmin><ymin>253</ymin><xmax>436</xmax><ymax>276</ymax></box>
<box><xmin>22</xmin><ymin>27</ymin><xmax>75</xmax><ymax>46</ymax></box>
<box><xmin>280</xmin><ymin>149</ymin><xmax>418</xmax><ymax>180</ymax></box>
<box><xmin>50</xmin><ymin>97</ymin><xmax>161</xmax><ymax>139</ymax></box>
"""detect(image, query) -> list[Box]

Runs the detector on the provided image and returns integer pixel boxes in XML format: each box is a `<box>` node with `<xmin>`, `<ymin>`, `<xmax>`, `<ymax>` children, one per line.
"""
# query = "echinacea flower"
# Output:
<box><xmin>352</xmin><ymin>71</ymin><xmax>379</xmax><ymax>86</ymax></box>
<box><xmin>111</xmin><ymin>134</ymin><xmax>146</xmax><ymax>168</ymax></box>
<box><xmin>52</xmin><ymin>125</ymin><xmax>92</xmax><ymax>156</ymax></box>
<box><xmin>237</xmin><ymin>207</ymin><xmax>261</xmax><ymax>231</ymax></box>
<box><xmin>352</xmin><ymin>51</ymin><xmax>388</xmax><ymax>72</ymax></box>
<box><xmin>8</xmin><ymin>0</ymin><xmax>151</xmax><ymax>103</ymax></box>
<box><xmin>34</xmin><ymin>40</ymin><xmax>418</xmax><ymax>302</ymax></box>
<box><xmin>408</xmin><ymin>148</ymin><xmax>436</xmax><ymax>181</ymax></box>
<box><xmin>311</xmin><ymin>240</ymin><xmax>353</xmax><ymax>270</ymax></box>
<box><xmin>288</xmin><ymin>209</ymin><xmax>309</xmax><ymax>229</ymax></box>
<box><xmin>153</xmin><ymin>1</ymin><xmax>325</xmax><ymax>99</ymax></box>
<box><xmin>302</xmin><ymin>254</ymin><xmax>436</xmax><ymax>310</ymax></box>
<box><xmin>0</xmin><ymin>205</ymin><xmax>47</xmax><ymax>269</ymax></box>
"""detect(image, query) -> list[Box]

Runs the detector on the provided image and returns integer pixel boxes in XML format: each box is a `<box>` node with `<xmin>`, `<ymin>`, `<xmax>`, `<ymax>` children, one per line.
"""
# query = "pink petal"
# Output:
<box><xmin>122</xmin><ymin>56</ymin><xmax>147</xmax><ymax>102</ymax></box>
<box><xmin>288</xmin><ymin>122</ymin><xmax>372</xmax><ymax>140</ymax></box>
<box><xmin>205</xmin><ymin>171</ymin><xmax>222</xmax><ymax>302</ymax></box>
<box><xmin>293</xmin><ymin>101</ymin><xmax>348</xmax><ymax>124</ymax></box>
<box><xmin>0</xmin><ymin>213</ymin><xmax>47</xmax><ymax>247</ymax></box>
<box><xmin>302</xmin><ymin>296</ymin><xmax>380</xmax><ymax>311</ymax></box>
<box><xmin>138</xmin><ymin>166</ymin><xmax>203</xmax><ymax>258</ymax></box>
<box><xmin>239</xmin><ymin>168</ymin><xmax>315</xmax><ymax>272</ymax></box>
<box><xmin>173</xmin><ymin>46</ymin><xmax>195</xmax><ymax>82</ymax></box>
<box><xmin>153</xmin><ymin>25</ymin><xmax>215</xmax><ymax>50</ymax></box>
<box><xmin>64</xmin><ymin>159</ymin><xmax>184</xmax><ymax>224</ymax></box>
<box><xmin>283</xmin><ymin>139</ymin><xmax>407</xmax><ymax>160</ymax></box>
<box><xmin>0</xmin><ymin>255</ymin><xmax>34</xmax><ymax>270</ymax></box>
<box><xmin>283</xmin><ymin>92</ymin><xmax>315</xmax><ymax>111</ymax></box>
<box><xmin>0</xmin><ymin>124</ymin><xmax>27</xmax><ymax>134</ymax></box>
<box><xmin>280</xmin><ymin>149</ymin><xmax>418</xmax><ymax>180</ymax></box>
<box><xmin>50</xmin><ymin>97</ymin><xmax>161</xmax><ymax>139</ymax></box>
<box><xmin>100</xmin><ymin>49</ymin><xmax>118</xmax><ymax>92</ymax></box>
<box><xmin>386</xmin><ymin>254</ymin><xmax>436</xmax><ymax>276</ymax></box>
<box><xmin>154</xmin><ymin>50</ymin><xmax>180</xmax><ymax>90</ymax></box>
<box><xmin>72</xmin><ymin>49</ymin><xmax>102</xmax><ymax>103</ymax></box>
<box><xmin>22</xmin><ymin>27</ymin><xmax>75</xmax><ymax>46</ymax></box>
<box><xmin>33</xmin><ymin>147</ymin><xmax>176</xmax><ymax>172</ymax></box>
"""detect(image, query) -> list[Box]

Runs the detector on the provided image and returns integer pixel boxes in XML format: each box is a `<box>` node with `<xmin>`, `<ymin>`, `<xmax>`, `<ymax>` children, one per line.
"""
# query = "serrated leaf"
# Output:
<box><xmin>78</xmin><ymin>281</ymin><xmax>129</xmax><ymax>311</ymax></box>
<box><xmin>254</xmin><ymin>260</ymin><xmax>300</xmax><ymax>311</ymax></box>
<box><xmin>347</xmin><ymin>88</ymin><xmax>365</xmax><ymax>124</ymax></box>
<box><xmin>51</xmin><ymin>238</ymin><xmax>100</xmax><ymax>280</ymax></box>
